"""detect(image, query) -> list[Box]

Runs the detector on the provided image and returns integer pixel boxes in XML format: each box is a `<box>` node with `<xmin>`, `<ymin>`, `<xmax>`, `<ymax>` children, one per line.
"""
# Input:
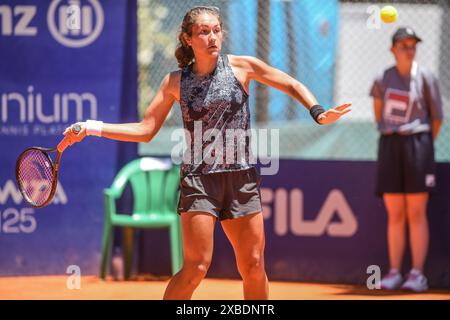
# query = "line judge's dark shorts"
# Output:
<box><xmin>376</xmin><ymin>131</ymin><xmax>436</xmax><ymax>197</ymax></box>
<box><xmin>177</xmin><ymin>167</ymin><xmax>263</xmax><ymax>221</ymax></box>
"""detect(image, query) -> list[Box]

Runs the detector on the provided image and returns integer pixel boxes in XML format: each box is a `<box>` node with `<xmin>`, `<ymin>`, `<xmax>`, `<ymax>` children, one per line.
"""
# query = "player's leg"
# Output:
<box><xmin>163</xmin><ymin>212</ymin><xmax>216</xmax><ymax>300</ymax></box>
<box><xmin>221</xmin><ymin>212</ymin><xmax>268</xmax><ymax>300</ymax></box>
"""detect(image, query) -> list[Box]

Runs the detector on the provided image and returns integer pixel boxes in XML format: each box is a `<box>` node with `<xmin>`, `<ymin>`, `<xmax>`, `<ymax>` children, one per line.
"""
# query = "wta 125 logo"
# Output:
<box><xmin>0</xmin><ymin>0</ymin><xmax>104</xmax><ymax>48</ymax></box>
<box><xmin>0</xmin><ymin>179</ymin><xmax>68</xmax><ymax>234</ymax></box>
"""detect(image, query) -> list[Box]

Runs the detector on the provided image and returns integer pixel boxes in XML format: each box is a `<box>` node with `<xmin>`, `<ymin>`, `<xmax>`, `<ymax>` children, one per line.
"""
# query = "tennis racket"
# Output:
<box><xmin>15</xmin><ymin>124</ymin><xmax>81</xmax><ymax>208</ymax></box>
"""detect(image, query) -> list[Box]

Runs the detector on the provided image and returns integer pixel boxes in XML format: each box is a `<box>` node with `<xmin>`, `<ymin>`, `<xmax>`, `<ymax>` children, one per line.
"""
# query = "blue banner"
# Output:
<box><xmin>0</xmin><ymin>0</ymin><xmax>137</xmax><ymax>276</ymax></box>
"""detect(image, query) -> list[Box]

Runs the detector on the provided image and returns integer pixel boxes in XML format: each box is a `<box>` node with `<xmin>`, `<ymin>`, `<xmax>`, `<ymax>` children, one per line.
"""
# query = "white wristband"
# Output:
<box><xmin>86</xmin><ymin>120</ymin><xmax>103</xmax><ymax>137</ymax></box>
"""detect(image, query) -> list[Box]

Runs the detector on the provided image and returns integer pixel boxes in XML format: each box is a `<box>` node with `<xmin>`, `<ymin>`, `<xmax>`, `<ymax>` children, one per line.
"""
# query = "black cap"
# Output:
<box><xmin>392</xmin><ymin>27</ymin><xmax>422</xmax><ymax>46</ymax></box>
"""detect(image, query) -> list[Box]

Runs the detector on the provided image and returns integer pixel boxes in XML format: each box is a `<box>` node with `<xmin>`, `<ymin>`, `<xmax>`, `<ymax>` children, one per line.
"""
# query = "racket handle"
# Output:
<box><xmin>57</xmin><ymin>137</ymin><xmax>71</xmax><ymax>153</ymax></box>
<box><xmin>57</xmin><ymin>124</ymin><xmax>82</xmax><ymax>153</ymax></box>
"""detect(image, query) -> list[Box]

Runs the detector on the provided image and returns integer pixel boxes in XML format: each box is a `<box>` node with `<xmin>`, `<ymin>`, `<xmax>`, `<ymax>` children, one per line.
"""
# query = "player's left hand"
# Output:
<box><xmin>317</xmin><ymin>103</ymin><xmax>352</xmax><ymax>125</ymax></box>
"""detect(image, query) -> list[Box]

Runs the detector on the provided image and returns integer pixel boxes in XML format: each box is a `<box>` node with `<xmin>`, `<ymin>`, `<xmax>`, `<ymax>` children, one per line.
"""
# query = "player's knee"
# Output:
<box><xmin>241</xmin><ymin>253</ymin><xmax>265</xmax><ymax>280</ymax></box>
<box><xmin>183</xmin><ymin>259</ymin><xmax>211</xmax><ymax>285</ymax></box>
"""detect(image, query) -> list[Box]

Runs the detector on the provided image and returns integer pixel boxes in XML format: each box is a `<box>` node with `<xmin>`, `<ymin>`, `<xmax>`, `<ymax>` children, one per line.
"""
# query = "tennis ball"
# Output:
<box><xmin>380</xmin><ymin>5</ymin><xmax>398</xmax><ymax>24</ymax></box>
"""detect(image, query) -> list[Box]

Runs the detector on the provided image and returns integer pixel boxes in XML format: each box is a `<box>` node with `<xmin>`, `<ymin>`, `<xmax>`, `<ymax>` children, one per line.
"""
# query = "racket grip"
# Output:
<box><xmin>57</xmin><ymin>124</ymin><xmax>82</xmax><ymax>153</ymax></box>
<box><xmin>57</xmin><ymin>137</ymin><xmax>71</xmax><ymax>153</ymax></box>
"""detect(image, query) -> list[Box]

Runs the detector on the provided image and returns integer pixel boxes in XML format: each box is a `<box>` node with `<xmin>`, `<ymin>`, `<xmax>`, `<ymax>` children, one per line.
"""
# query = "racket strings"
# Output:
<box><xmin>18</xmin><ymin>149</ymin><xmax>55</xmax><ymax>206</ymax></box>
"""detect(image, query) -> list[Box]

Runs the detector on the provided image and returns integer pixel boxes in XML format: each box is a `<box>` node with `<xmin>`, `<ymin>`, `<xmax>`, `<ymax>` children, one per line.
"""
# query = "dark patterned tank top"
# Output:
<box><xmin>179</xmin><ymin>54</ymin><xmax>253</xmax><ymax>177</ymax></box>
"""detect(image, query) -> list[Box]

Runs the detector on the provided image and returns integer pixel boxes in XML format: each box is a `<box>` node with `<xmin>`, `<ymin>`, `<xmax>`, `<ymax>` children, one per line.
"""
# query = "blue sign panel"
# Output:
<box><xmin>0</xmin><ymin>0</ymin><xmax>137</xmax><ymax>276</ymax></box>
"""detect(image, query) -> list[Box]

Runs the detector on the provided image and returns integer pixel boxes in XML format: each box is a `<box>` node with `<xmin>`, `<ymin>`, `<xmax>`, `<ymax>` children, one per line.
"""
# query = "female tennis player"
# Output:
<box><xmin>63</xmin><ymin>6</ymin><xmax>351</xmax><ymax>300</ymax></box>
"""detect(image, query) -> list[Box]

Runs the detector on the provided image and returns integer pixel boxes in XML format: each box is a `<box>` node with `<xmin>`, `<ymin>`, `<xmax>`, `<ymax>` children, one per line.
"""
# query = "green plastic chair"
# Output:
<box><xmin>100</xmin><ymin>157</ymin><xmax>183</xmax><ymax>280</ymax></box>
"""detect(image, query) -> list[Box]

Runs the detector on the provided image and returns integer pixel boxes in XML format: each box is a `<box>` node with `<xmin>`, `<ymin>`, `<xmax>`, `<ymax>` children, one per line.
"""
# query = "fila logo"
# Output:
<box><xmin>384</xmin><ymin>89</ymin><xmax>412</xmax><ymax>124</ymax></box>
<box><xmin>261</xmin><ymin>187</ymin><xmax>358</xmax><ymax>237</ymax></box>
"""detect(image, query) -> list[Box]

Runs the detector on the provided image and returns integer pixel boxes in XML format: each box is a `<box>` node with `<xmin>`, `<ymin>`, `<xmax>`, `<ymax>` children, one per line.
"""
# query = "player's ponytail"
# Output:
<box><xmin>175</xmin><ymin>34</ymin><xmax>195</xmax><ymax>69</ymax></box>
<box><xmin>175</xmin><ymin>6</ymin><xmax>223</xmax><ymax>69</ymax></box>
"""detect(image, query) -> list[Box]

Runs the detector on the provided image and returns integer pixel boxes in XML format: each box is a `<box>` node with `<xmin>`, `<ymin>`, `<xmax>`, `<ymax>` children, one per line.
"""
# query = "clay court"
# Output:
<box><xmin>1</xmin><ymin>276</ymin><xmax>449</xmax><ymax>300</ymax></box>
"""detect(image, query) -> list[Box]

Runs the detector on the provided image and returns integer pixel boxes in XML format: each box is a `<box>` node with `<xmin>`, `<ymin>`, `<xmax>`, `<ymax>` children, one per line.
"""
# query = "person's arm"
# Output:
<box><xmin>423</xmin><ymin>71</ymin><xmax>444</xmax><ymax>142</ymax></box>
<box><xmin>431</xmin><ymin>120</ymin><xmax>442</xmax><ymax>141</ymax></box>
<box><xmin>373</xmin><ymin>97</ymin><xmax>383</xmax><ymax>124</ymax></box>
<box><xmin>232</xmin><ymin>55</ymin><xmax>351</xmax><ymax>124</ymax></box>
<box><xmin>63</xmin><ymin>72</ymin><xmax>178</xmax><ymax>144</ymax></box>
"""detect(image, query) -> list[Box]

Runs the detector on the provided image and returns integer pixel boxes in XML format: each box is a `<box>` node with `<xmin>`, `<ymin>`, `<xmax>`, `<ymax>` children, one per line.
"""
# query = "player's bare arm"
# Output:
<box><xmin>229</xmin><ymin>55</ymin><xmax>352</xmax><ymax>125</ymax></box>
<box><xmin>63</xmin><ymin>71</ymin><xmax>181</xmax><ymax>144</ymax></box>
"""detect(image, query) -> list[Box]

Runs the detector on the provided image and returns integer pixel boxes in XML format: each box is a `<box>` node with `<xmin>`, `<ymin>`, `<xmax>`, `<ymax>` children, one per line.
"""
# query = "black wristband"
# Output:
<box><xmin>309</xmin><ymin>105</ymin><xmax>325</xmax><ymax>124</ymax></box>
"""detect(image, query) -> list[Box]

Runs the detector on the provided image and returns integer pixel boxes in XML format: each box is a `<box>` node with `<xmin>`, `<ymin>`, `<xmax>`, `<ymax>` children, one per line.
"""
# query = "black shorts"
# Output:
<box><xmin>177</xmin><ymin>167</ymin><xmax>263</xmax><ymax>221</ymax></box>
<box><xmin>376</xmin><ymin>132</ymin><xmax>436</xmax><ymax>197</ymax></box>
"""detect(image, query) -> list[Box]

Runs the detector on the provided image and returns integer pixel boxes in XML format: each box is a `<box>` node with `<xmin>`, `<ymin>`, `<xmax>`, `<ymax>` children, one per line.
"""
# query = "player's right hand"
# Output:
<box><xmin>63</xmin><ymin>122</ymin><xmax>87</xmax><ymax>145</ymax></box>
